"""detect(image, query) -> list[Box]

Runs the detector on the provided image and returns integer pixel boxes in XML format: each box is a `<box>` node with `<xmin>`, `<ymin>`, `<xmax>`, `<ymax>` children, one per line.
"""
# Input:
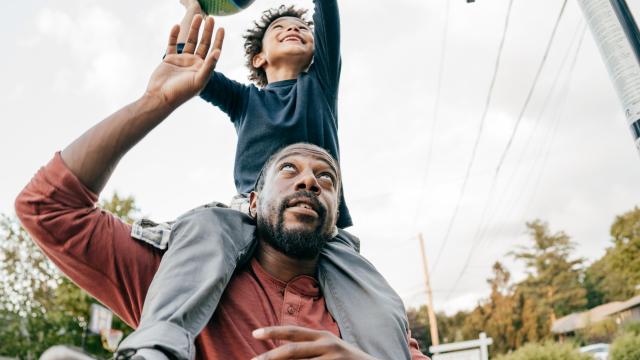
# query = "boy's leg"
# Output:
<box><xmin>116</xmin><ymin>205</ymin><xmax>256</xmax><ymax>360</ymax></box>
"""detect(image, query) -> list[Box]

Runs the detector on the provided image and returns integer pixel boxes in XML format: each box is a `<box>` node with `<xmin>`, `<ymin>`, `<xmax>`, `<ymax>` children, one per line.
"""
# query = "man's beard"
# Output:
<box><xmin>257</xmin><ymin>191</ymin><xmax>332</xmax><ymax>260</ymax></box>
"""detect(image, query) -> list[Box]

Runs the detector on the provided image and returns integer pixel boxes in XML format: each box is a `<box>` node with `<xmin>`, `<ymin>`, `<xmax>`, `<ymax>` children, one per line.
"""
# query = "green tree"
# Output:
<box><xmin>0</xmin><ymin>193</ymin><xmax>137</xmax><ymax>359</ymax></box>
<box><xmin>610</xmin><ymin>332</ymin><xmax>640</xmax><ymax>360</ymax></box>
<box><xmin>584</xmin><ymin>207</ymin><xmax>640</xmax><ymax>304</ymax></box>
<box><xmin>462</xmin><ymin>221</ymin><xmax>587</xmax><ymax>355</ymax></box>
<box><xmin>494</xmin><ymin>342</ymin><xmax>592</xmax><ymax>360</ymax></box>
<box><xmin>511</xmin><ymin>220</ymin><xmax>587</xmax><ymax>330</ymax></box>
<box><xmin>461</xmin><ymin>262</ymin><xmax>519</xmax><ymax>355</ymax></box>
<box><xmin>406</xmin><ymin>306</ymin><xmax>468</xmax><ymax>354</ymax></box>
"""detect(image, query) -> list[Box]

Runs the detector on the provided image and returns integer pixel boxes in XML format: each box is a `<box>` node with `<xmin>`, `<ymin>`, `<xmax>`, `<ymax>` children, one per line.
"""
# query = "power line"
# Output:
<box><xmin>430</xmin><ymin>0</ymin><xmax>516</xmax><ymax>274</ymax></box>
<box><xmin>508</xmin><ymin>27</ymin><xmax>588</xmax><ymax>240</ymax></box>
<box><xmin>412</xmin><ymin>0</ymin><xmax>452</xmax><ymax>229</ymax></box>
<box><xmin>443</xmin><ymin>25</ymin><xmax>587</xmax><ymax>302</ymax></box>
<box><xmin>440</xmin><ymin>0</ymin><xmax>571</xmax><ymax>293</ymax></box>
<box><xmin>474</xmin><ymin>20</ymin><xmax>585</xmax><ymax>255</ymax></box>
<box><xmin>479</xmin><ymin>21</ymin><xmax>586</xmax><ymax>251</ymax></box>
<box><xmin>489</xmin><ymin>25</ymin><xmax>587</xmax><ymax>248</ymax></box>
<box><xmin>493</xmin><ymin>0</ymin><xmax>569</xmax><ymax>176</ymax></box>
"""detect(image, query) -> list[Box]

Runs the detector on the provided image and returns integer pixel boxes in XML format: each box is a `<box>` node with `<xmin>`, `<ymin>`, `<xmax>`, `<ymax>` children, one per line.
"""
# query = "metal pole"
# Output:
<box><xmin>418</xmin><ymin>233</ymin><xmax>440</xmax><ymax>346</ymax></box>
<box><xmin>578</xmin><ymin>0</ymin><xmax>640</xmax><ymax>154</ymax></box>
<box><xmin>610</xmin><ymin>0</ymin><xmax>640</xmax><ymax>64</ymax></box>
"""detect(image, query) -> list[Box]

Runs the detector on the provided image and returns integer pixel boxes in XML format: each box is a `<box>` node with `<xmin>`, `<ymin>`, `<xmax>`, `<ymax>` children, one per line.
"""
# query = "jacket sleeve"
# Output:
<box><xmin>14</xmin><ymin>153</ymin><xmax>162</xmax><ymax>328</ymax></box>
<box><xmin>310</xmin><ymin>0</ymin><xmax>341</xmax><ymax>97</ymax></box>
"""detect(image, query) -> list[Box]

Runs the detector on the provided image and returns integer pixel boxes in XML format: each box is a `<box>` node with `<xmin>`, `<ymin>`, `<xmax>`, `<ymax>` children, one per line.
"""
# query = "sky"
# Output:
<box><xmin>2</xmin><ymin>0</ymin><xmax>640</xmax><ymax>316</ymax></box>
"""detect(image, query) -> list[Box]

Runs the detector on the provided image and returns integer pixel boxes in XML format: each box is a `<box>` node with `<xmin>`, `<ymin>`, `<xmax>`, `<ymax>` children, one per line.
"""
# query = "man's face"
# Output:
<box><xmin>251</xmin><ymin>146</ymin><xmax>339</xmax><ymax>259</ymax></box>
<box><xmin>256</xmin><ymin>16</ymin><xmax>315</xmax><ymax>71</ymax></box>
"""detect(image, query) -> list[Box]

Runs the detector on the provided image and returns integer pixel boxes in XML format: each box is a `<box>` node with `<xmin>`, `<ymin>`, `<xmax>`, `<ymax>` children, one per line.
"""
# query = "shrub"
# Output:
<box><xmin>495</xmin><ymin>342</ymin><xmax>593</xmax><ymax>360</ymax></box>
<box><xmin>610</xmin><ymin>332</ymin><xmax>640</xmax><ymax>360</ymax></box>
<box><xmin>578</xmin><ymin>318</ymin><xmax>618</xmax><ymax>344</ymax></box>
<box><xmin>620</xmin><ymin>321</ymin><xmax>640</xmax><ymax>336</ymax></box>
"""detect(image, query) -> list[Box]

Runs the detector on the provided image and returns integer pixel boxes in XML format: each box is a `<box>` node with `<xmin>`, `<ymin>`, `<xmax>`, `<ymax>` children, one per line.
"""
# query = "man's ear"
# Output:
<box><xmin>249</xmin><ymin>191</ymin><xmax>258</xmax><ymax>219</ymax></box>
<box><xmin>252</xmin><ymin>53</ymin><xmax>267</xmax><ymax>69</ymax></box>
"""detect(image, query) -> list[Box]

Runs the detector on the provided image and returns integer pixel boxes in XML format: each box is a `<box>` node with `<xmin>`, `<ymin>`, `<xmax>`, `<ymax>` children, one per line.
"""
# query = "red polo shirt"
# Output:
<box><xmin>15</xmin><ymin>153</ymin><xmax>429</xmax><ymax>359</ymax></box>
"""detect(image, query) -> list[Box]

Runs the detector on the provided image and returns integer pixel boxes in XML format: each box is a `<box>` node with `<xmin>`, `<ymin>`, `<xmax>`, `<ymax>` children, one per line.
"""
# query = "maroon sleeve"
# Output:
<box><xmin>14</xmin><ymin>152</ymin><xmax>162</xmax><ymax>328</ymax></box>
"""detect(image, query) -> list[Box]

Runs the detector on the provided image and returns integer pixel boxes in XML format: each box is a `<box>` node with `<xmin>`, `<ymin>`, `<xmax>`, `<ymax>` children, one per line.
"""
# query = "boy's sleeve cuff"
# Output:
<box><xmin>163</xmin><ymin>43</ymin><xmax>186</xmax><ymax>59</ymax></box>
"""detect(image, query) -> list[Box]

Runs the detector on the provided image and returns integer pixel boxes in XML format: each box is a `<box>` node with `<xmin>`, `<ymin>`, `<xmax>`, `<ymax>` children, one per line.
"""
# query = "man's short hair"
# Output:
<box><xmin>254</xmin><ymin>143</ymin><xmax>341</xmax><ymax>195</ymax></box>
<box><xmin>243</xmin><ymin>5</ymin><xmax>313</xmax><ymax>88</ymax></box>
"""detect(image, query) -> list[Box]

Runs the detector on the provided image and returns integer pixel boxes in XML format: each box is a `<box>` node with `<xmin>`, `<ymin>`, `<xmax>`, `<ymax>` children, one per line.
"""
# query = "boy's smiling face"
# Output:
<box><xmin>252</xmin><ymin>16</ymin><xmax>315</xmax><ymax>76</ymax></box>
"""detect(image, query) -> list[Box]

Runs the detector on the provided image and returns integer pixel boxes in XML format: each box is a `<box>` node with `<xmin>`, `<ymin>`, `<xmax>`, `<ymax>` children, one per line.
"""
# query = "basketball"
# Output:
<box><xmin>198</xmin><ymin>0</ymin><xmax>255</xmax><ymax>16</ymax></box>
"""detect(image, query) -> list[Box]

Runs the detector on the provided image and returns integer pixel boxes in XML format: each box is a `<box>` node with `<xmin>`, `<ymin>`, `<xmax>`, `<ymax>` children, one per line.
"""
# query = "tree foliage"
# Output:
<box><xmin>407</xmin><ymin>307</ymin><xmax>467</xmax><ymax>354</ymax></box>
<box><xmin>494</xmin><ymin>342</ymin><xmax>592</xmax><ymax>360</ymax></box>
<box><xmin>0</xmin><ymin>193</ymin><xmax>137</xmax><ymax>359</ymax></box>
<box><xmin>584</xmin><ymin>207</ymin><xmax>640</xmax><ymax>305</ymax></box>
<box><xmin>408</xmin><ymin>220</ymin><xmax>590</xmax><ymax>357</ymax></box>
<box><xmin>610</xmin><ymin>332</ymin><xmax>640</xmax><ymax>360</ymax></box>
<box><xmin>511</xmin><ymin>220</ymin><xmax>587</xmax><ymax>322</ymax></box>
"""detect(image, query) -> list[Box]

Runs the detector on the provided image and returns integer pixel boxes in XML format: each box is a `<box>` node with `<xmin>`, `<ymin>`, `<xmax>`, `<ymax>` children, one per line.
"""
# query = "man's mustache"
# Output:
<box><xmin>278</xmin><ymin>191</ymin><xmax>327</xmax><ymax>219</ymax></box>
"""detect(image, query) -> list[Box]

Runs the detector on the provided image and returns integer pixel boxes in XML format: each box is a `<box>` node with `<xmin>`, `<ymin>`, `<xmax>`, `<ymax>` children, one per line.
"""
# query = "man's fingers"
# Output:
<box><xmin>196</xmin><ymin>47</ymin><xmax>220</xmax><ymax>82</ymax></box>
<box><xmin>195</xmin><ymin>16</ymin><xmax>214</xmax><ymax>59</ymax></box>
<box><xmin>195</xmin><ymin>27</ymin><xmax>224</xmax><ymax>84</ymax></box>
<box><xmin>251</xmin><ymin>341</ymin><xmax>322</xmax><ymax>360</ymax></box>
<box><xmin>212</xmin><ymin>26</ymin><xmax>225</xmax><ymax>54</ymax></box>
<box><xmin>253</xmin><ymin>326</ymin><xmax>325</xmax><ymax>342</ymax></box>
<box><xmin>195</xmin><ymin>48</ymin><xmax>219</xmax><ymax>85</ymax></box>
<box><xmin>166</xmin><ymin>24</ymin><xmax>181</xmax><ymax>55</ymax></box>
<box><xmin>183</xmin><ymin>14</ymin><xmax>203</xmax><ymax>54</ymax></box>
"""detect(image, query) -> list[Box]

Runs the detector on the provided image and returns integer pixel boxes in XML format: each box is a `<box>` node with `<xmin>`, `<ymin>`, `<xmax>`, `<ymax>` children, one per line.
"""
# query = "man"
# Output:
<box><xmin>15</xmin><ymin>16</ymin><xmax>428</xmax><ymax>360</ymax></box>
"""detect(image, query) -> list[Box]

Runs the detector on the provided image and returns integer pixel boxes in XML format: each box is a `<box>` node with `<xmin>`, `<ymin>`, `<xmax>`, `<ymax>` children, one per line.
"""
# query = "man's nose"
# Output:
<box><xmin>295</xmin><ymin>171</ymin><xmax>320</xmax><ymax>194</ymax></box>
<box><xmin>287</xmin><ymin>24</ymin><xmax>300</xmax><ymax>32</ymax></box>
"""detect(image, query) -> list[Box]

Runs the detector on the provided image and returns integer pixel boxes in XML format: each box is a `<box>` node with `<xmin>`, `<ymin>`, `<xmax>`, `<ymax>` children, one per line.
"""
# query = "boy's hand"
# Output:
<box><xmin>145</xmin><ymin>15</ymin><xmax>224</xmax><ymax>109</ymax></box>
<box><xmin>180</xmin><ymin>0</ymin><xmax>204</xmax><ymax>14</ymax></box>
<box><xmin>251</xmin><ymin>326</ymin><xmax>378</xmax><ymax>360</ymax></box>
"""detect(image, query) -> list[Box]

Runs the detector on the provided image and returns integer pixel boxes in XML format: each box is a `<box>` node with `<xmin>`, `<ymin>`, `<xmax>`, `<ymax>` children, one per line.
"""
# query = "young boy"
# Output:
<box><xmin>116</xmin><ymin>0</ymin><xmax>364</xmax><ymax>358</ymax></box>
<box><xmin>179</xmin><ymin>0</ymin><xmax>351</xmax><ymax>227</ymax></box>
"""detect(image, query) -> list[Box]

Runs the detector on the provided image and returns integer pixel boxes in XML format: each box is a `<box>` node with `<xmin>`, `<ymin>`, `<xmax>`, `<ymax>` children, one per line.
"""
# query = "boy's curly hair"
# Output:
<box><xmin>243</xmin><ymin>5</ymin><xmax>313</xmax><ymax>87</ymax></box>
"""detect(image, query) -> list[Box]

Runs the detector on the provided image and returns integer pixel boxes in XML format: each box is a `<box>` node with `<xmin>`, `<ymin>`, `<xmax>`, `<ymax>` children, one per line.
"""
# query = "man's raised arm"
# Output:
<box><xmin>14</xmin><ymin>16</ymin><xmax>225</xmax><ymax>327</ymax></box>
<box><xmin>62</xmin><ymin>16</ymin><xmax>224</xmax><ymax>192</ymax></box>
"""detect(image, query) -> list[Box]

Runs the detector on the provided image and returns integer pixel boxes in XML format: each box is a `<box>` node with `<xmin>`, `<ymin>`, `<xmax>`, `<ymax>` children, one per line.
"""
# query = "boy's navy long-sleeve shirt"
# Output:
<box><xmin>199</xmin><ymin>0</ymin><xmax>352</xmax><ymax>228</ymax></box>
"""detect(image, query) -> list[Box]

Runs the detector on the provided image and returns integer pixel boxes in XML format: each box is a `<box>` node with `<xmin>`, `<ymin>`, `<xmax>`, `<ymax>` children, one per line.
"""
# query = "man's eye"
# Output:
<box><xmin>273</xmin><ymin>24</ymin><xmax>283</xmax><ymax>29</ymax></box>
<box><xmin>280</xmin><ymin>164</ymin><xmax>296</xmax><ymax>172</ymax></box>
<box><xmin>318</xmin><ymin>173</ymin><xmax>335</xmax><ymax>185</ymax></box>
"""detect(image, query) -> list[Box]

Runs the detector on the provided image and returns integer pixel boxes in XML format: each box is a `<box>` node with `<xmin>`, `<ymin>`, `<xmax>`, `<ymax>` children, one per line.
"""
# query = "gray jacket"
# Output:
<box><xmin>117</xmin><ymin>206</ymin><xmax>412</xmax><ymax>360</ymax></box>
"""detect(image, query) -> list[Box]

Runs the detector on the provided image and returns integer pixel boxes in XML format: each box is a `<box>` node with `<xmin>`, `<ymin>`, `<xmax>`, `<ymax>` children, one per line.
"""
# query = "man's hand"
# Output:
<box><xmin>251</xmin><ymin>326</ymin><xmax>378</xmax><ymax>360</ymax></box>
<box><xmin>146</xmin><ymin>14</ymin><xmax>224</xmax><ymax>109</ymax></box>
<box><xmin>60</xmin><ymin>15</ymin><xmax>223</xmax><ymax>192</ymax></box>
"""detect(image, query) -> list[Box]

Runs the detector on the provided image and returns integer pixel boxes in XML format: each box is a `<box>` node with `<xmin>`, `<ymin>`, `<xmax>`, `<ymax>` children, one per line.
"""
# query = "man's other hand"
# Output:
<box><xmin>146</xmin><ymin>15</ymin><xmax>224</xmax><ymax>109</ymax></box>
<box><xmin>252</xmin><ymin>325</ymin><xmax>378</xmax><ymax>360</ymax></box>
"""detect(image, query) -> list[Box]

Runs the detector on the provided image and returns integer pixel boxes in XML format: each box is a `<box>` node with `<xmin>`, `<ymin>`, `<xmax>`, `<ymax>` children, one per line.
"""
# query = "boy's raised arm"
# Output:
<box><xmin>175</xmin><ymin>1</ymin><xmax>249</xmax><ymax>120</ymax></box>
<box><xmin>312</xmin><ymin>0</ymin><xmax>341</xmax><ymax>92</ymax></box>
<box><xmin>177</xmin><ymin>0</ymin><xmax>206</xmax><ymax>44</ymax></box>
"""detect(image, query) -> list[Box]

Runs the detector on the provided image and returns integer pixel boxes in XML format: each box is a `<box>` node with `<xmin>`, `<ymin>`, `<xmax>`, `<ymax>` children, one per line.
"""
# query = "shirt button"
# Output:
<box><xmin>287</xmin><ymin>306</ymin><xmax>295</xmax><ymax>315</ymax></box>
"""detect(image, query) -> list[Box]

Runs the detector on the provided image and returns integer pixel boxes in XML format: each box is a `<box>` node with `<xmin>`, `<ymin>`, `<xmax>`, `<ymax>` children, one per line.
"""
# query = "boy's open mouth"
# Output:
<box><xmin>282</xmin><ymin>35</ymin><xmax>304</xmax><ymax>43</ymax></box>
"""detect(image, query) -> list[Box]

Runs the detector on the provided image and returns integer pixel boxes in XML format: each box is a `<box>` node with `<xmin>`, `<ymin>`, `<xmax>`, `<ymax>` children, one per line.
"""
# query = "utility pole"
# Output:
<box><xmin>578</xmin><ymin>0</ymin><xmax>640</xmax><ymax>154</ymax></box>
<box><xmin>418</xmin><ymin>233</ymin><xmax>440</xmax><ymax>346</ymax></box>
